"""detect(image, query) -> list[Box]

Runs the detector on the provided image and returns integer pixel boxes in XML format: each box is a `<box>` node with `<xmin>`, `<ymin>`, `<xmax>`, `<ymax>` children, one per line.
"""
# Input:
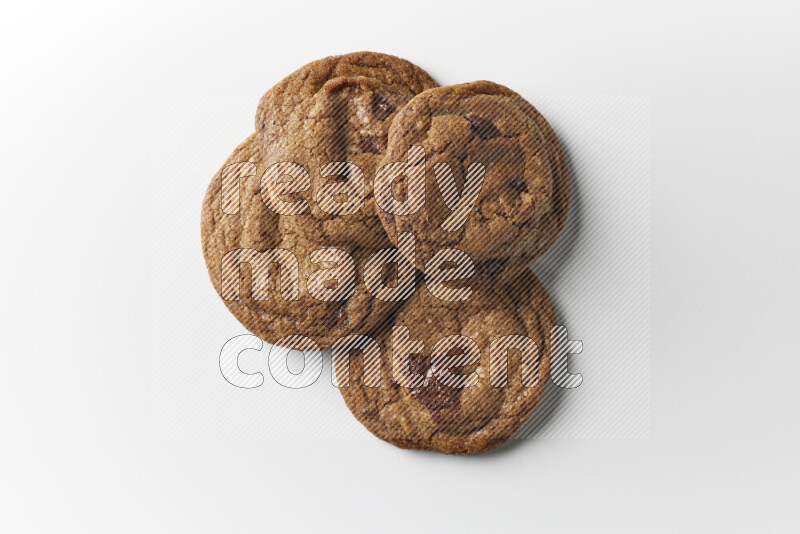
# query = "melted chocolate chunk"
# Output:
<box><xmin>466</xmin><ymin>115</ymin><xmax>501</xmax><ymax>140</ymax></box>
<box><xmin>411</xmin><ymin>380</ymin><xmax>463</xmax><ymax>422</ymax></box>
<box><xmin>331</xmin><ymin>165</ymin><xmax>351</xmax><ymax>182</ymax></box>
<box><xmin>407</xmin><ymin>352</ymin><xmax>429</xmax><ymax>376</ymax></box>
<box><xmin>477</xmin><ymin>259</ymin><xmax>506</xmax><ymax>282</ymax></box>
<box><xmin>372</xmin><ymin>95</ymin><xmax>395</xmax><ymax>121</ymax></box>
<box><xmin>360</xmin><ymin>137</ymin><xmax>382</xmax><ymax>154</ymax></box>
<box><xmin>409</xmin><ymin>348</ymin><xmax>466</xmax><ymax>422</ymax></box>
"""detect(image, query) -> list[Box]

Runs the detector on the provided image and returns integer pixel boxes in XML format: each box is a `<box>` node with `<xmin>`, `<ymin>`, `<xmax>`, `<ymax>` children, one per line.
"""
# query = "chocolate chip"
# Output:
<box><xmin>359</xmin><ymin>137</ymin><xmax>382</xmax><ymax>154</ymax></box>
<box><xmin>466</xmin><ymin>115</ymin><xmax>501</xmax><ymax>140</ymax></box>
<box><xmin>408</xmin><ymin>353</ymin><xmax>429</xmax><ymax>376</ymax></box>
<box><xmin>410</xmin><ymin>374</ymin><xmax>464</xmax><ymax>422</ymax></box>
<box><xmin>407</xmin><ymin>348</ymin><xmax>467</xmax><ymax>421</ymax></box>
<box><xmin>478</xmin><ymin>259</ymin><xmax>506</xmax><ymax>282</ymax></box>
<box><xmin>510</xmin><ymin>177</ymin><xmax>527</xmax><ymax>193</ymax></box>
<box><xmin>372</xmin><ymin>95</ymin><xmax>395</xmax><ymax>121</ymax></box>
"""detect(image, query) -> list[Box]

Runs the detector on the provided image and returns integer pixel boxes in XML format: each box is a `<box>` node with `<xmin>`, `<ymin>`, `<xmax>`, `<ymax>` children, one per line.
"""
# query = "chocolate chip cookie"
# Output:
<box><xmin>376</xmin><ymin>81</ymin><xmax>570</xmax><ymax>283</ymax></box>
<box><xmin>256</xmin><ymin>52</ymin><xmax>438</xmax><ymax>248</ymax></box>
<box><xmin>336</xmin><ymin>270</ymin><xmax>555</xmax><ymax>454</ymax></box>
<box><xmin>201</xmin><ymin>134</ymin><xmax>399</xmax><ymax>350</ymax></box>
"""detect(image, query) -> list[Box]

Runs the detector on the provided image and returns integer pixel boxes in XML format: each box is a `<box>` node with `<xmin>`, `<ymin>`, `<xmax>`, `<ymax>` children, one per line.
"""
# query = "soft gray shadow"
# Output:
<box><xmin>480</xmin><ymin>140</ymin><xmax>585</xmax><ymax>457</ymax></box>
<box><xmin>530</xmin><ymin>142</ymin><xmax>584</xmax><ymax>288</ymax></box>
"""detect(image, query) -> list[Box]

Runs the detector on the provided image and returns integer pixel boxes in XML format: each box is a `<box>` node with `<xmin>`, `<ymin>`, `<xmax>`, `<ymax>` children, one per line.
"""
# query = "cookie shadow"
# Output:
<box><xmin>482</xmin><ymin>141</ymin><xmax>584</xmax><ymax>457</ymax></box>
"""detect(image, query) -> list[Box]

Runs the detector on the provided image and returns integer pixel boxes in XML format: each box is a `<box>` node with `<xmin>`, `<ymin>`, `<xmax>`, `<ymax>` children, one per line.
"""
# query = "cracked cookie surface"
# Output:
<box><xmin>336</xmin><ymin>270</ymin><xmax>555</xmax><ymax>454</ymax></box>
<box><xmin>255</xmin><ymin>52</ymin><xmax>438</xmax><ymax>248</ymax></box>
<box><xmin>200</xmin><ymin>134</ymin><xmax>398</xmax><ymax>350</ymax></box>
<box><xmin>377</xmin><ymin>81</ymin><xmax>570</xmax><ymax>283</ymax></box>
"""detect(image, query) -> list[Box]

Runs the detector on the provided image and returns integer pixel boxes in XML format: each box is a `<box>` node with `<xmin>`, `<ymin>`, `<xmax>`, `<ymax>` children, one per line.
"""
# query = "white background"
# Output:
<box><xmin>2</xmin><ymin>1</ymin><xmax>799</xmax><ymax>532</ymax></box>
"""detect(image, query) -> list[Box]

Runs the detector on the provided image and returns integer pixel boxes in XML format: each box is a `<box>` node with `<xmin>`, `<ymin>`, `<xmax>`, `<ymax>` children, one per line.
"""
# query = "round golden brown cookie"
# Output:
<box><xmin>377</xmin><ymin>81</ymin><xmax>570</xmax><ymax>283</ymax></box>
<box><xmin>336</xmin><ymin>270</ymin><xmax>555</xmax><ymax>454</ymax></box>
<box><xmin>255</xmin><ymin>52</ymin><xmax>438</xmax><ymax>248</ymax></box>
<box><xmin>201</xmin><ymin>134</ymin><xmax>398</xmax><ymax>350</ymax></box>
